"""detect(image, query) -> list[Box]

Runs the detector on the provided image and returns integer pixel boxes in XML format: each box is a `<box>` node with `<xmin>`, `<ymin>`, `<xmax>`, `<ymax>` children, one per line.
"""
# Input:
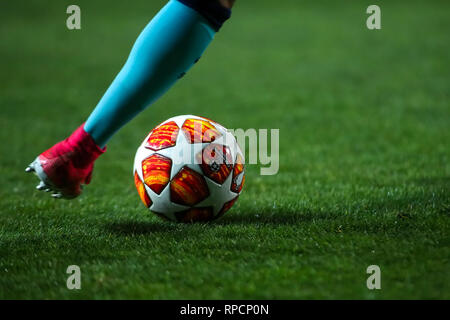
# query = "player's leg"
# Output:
<box><xmin>26</xmin><ymin>0</ymin><xmax>235</xmax><ymax>199</ymax></box>
<box><xmin>84</xmin><ymin>0</ymin><xmax>234</xmax><ymax>148</ymax></box>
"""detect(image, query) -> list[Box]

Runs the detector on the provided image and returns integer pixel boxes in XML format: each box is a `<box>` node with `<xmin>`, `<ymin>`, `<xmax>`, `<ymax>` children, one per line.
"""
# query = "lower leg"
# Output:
<box><xmin>27</xmin><ymin>0</ymin><xmax>235</xmax><ymax>198</ymax></box>
<box><xmin>84</xmin><ymin>0</ymin><xmax>234</xmax><ymax>148</ymax></box>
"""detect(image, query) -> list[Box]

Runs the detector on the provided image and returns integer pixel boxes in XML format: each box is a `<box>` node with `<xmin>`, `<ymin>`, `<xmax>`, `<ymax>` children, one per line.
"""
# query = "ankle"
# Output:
<box><xmin>66</xmin><ymin>124</ymin><xmax>106</xmax><ymax>166</ymax></box>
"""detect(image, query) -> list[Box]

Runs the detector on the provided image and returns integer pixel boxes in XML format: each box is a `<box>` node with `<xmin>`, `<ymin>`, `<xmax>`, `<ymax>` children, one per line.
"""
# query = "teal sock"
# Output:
<box><xmin>84</xmin><ymin>0</ymin><xmax>216</xmax><ymax>147</ymax></box>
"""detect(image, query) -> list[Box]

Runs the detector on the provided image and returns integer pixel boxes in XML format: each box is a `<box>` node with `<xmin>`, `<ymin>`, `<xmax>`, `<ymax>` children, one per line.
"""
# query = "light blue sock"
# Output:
<box><xmin>84</xmin><ymin>0</ymin><xmax>216</xmax><ymax>147</ymax></box>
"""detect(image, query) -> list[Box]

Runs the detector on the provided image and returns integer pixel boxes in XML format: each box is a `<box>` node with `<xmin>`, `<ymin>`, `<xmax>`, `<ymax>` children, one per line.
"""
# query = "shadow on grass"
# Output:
<box><xmin>214</xmin><ymin>210</ymin><xmax>338</xmax><ymax>226</ymax></box>
<box><xmin>102</xmin><ymin>174</ymin><xmax>450</xmax><ymax>236</ymax></box>
<box><xmin>103</xmin><ymin>210</ymin><xmax>341</xmax><ymax>236</ymax></box>
<box><xmin>104</xmin><ymin>220</ymin><xmax>179</xmax><ymax>235</ymax></box>
<box><xmin>413</xmin><ymin>176</ymin><xmax>450</xmax><ymax>189</ymax></box>
<box><xmin>103</xmin><ymin>186</ymin><xmax>449</xmax><ymax>237</ymax></box>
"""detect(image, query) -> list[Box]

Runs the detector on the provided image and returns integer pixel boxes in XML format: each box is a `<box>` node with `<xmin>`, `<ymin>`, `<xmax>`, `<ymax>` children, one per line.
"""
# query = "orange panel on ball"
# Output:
<box><xmin>181</xmin><ymin>118</ymin><xmax>221</xmax><ymax>143</ymax></box>
<box><xmin>142</xmin><ymin>154</ymin><xmax>172</xmax><ymax>194</ymax></box>
<box><xmin>175</xmin><ymin>207</ymin><xmax>214</xmax><ymax>223</ymax></box>
<box><xmin>170</xmin><ymin>167</ymin><xmax>210</xmax><ymax>206</ymax></box>
<box><xmin>231</xmin><ymin>153</ymin><xmax>245</xmax><ymax>193</ymax></box>
<box><xmin>145</xmin><ymin>121</ymin><xmax>179</xmax><ymax>151</ymax></box>
<box><xmin>134</xmin><ymin>171</ymin><xmax>152</xmax><ymax>207</ymax></box>
<box><xmin>197</xmin><ymin>144</ymin><xmax>233</xmax><ymax>184</ymax></box>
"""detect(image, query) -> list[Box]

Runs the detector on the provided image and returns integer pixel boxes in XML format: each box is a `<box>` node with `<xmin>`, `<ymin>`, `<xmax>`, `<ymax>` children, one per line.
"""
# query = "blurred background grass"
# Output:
<box><xmin>0</xmin><ymin>0</ymin><xmax>449</xmax><ymax>299</ymax></box>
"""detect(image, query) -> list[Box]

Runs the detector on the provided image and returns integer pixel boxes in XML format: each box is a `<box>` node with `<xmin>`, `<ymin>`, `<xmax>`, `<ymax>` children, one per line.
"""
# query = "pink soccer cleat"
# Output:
<box><xmin>25</xmin><ymin>124</ymin><xmax>105</xmax><ymax>199</ymax></box>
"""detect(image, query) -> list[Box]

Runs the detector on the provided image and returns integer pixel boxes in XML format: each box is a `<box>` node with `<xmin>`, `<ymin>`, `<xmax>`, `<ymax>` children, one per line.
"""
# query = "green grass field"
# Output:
<box><xmin>0</xmin><ymin>0</ymin><xmax>449</xmax><ymax>299</ymax></box>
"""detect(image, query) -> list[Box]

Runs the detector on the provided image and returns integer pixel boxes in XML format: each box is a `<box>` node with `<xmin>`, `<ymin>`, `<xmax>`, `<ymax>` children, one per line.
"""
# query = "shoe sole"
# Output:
<box><xmin>25</xmin><ymin>157</ymin><xmax>66</xmax><ymax>199</ymax></box>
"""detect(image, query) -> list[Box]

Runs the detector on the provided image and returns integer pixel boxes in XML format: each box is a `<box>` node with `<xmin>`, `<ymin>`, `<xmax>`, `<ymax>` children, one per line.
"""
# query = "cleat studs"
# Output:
<box><xmin>25</xmin><ymin>166</ymin><xmax>35</xmax><ymax>173</ymax></box>
<box><xmin>44</xmin><ymin>188</ymin><xmax>52</xmax><ymax>192</ymax></box>
<box><xmin>36</xmin><ymin>182</ymin><xmax>46</xmax><ymax>190</ymax></box>
<box><xmin>51</xmin><ymin>193</ymin><xmax>62</xmax><ymax>199</ymax></box>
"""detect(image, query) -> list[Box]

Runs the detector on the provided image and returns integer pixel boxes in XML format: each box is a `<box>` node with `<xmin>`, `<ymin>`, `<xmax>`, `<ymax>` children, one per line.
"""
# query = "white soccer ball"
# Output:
<box><xmin>133</xmin><ymin>115</ymin><xmax>245</xmax><ymax>222</ymax></box>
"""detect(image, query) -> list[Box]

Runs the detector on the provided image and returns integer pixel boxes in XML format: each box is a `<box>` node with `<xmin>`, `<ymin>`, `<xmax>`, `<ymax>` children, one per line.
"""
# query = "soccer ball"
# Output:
<box><xmin>133</xmin><ymin>115</ymin><xmax>245</xmax><ymax>222</ymax></box>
